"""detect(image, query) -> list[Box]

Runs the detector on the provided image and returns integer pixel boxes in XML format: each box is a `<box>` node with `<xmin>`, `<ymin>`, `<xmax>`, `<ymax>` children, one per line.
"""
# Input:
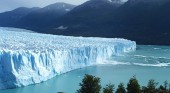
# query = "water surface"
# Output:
<box><xmin>0</xmin><ymin>45</ymin><xmax>170</xmax><ymax>93</ymax></box>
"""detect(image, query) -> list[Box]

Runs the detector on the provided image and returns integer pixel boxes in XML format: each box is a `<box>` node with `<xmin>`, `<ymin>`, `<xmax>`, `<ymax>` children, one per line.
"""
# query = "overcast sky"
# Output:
<box><xmin>0</xmin><ymin>0</ymin><xmax>88</xmax><ymax>13</ymax></box>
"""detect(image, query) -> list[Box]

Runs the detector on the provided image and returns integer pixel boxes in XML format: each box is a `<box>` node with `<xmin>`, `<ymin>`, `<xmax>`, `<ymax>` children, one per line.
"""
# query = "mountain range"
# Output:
<box><xmin>0</xmin><ymin>0</ymin><xmax>170</xmax><ymax>45</ymax></box>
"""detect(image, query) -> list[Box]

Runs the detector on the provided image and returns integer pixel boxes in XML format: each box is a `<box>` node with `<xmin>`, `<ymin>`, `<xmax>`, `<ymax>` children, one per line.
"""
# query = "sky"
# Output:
<box><xmin>0</xmin><ymin>0</ymin><xmax>88</xmax><ymax>13</ymax></box>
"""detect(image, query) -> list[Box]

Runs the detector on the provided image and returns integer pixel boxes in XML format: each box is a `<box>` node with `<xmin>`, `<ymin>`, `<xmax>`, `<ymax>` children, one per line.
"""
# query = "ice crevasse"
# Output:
<box><xmin>0</xmin><ymin>27</ymin><xmax>136</xmax><ymax>89</ymax></box>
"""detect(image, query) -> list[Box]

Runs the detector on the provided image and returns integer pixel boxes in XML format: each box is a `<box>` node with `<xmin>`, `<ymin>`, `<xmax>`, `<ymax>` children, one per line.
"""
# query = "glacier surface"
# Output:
<box><xmin>0</xmin><ymin>27</ymin><xmax>136</xmax><ymax>89</ymax></box>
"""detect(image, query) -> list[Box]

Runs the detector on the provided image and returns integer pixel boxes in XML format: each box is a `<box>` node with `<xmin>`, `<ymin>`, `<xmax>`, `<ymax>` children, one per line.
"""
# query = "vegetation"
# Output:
<box><xmin>103</xmin><ymin>83</ymin><xmax>114</xmax><ymax>93</ymax></box>
<box><xmin>77</xmin><ymin>74</ymin><xmax>101</xmax><ymax>93</ymax></box>
<box><xmin>115</xmin><ymin>83</ymin><xmax>126</xmax><ymax>93</ymax></box>
<box><xmin>127</xmin><ymin>76</ymin><xmax>141</xmax><ymax>93</ymax></box>
<box><xmin>77</xmin><ymin>74</ymin><xmax>170</xmax><ymax>93</ymax></box>
<box><xmin>142</xmin><ymin>79</ymin><xmax>158</xmax><ymax>93</ymax></box>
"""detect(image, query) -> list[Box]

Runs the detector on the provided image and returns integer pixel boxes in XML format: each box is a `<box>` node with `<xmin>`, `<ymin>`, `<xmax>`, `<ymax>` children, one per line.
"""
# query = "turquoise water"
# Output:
<box><xmin>0</xmin><ymin>45</ymin><xmax>170</xmax><ymax>93</ymax></box>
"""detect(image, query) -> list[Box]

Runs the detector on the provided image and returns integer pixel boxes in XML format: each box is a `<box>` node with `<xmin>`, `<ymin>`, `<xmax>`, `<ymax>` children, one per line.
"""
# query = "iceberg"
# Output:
<box><xmin>0</xmin><ymin>27</ymin><xmax>136</xmax><ymax>89</ymax></box>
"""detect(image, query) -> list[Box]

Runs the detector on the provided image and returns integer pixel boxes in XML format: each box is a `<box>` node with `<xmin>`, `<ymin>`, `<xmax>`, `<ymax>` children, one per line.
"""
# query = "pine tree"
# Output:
<box><xmin>103</xmin><ymin>83</ymin><xmax>114</xmax><ymax>93</ymax></box>
<box><xmin>127</xmin><ymin>76</ymin><xmax>141</xmax><ymax>93</ymax></box>
<box><xmin>115</xmin><ymin>83</ymin><xmax>126</xmax><ymax>93</ymax></box>
<box><xmin>77</xmin><ymin>74</ymin><xmax>101</xmax><ymax>93</ymax></box>
<box><xmin>164</xmin><ymin>80</ymin><xmax>168</xmax><ymax>90</ymax></box>
<box><xmin>147</xmin><ymin>79</ymin><xmax>158</xmax><ymax>93</ymax></box>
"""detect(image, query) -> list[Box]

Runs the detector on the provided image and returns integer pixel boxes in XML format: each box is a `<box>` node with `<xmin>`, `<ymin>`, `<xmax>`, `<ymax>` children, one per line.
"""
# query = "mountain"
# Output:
<box><xmin>1</xmin><ymin>0</ymin><xmax>170</xmax><ymax>45</ymax></box>
<box><xmin>106</xmin><ymin>0</ymin><xmax>170</xmax><ymax>45</ymax></box>
<box><xmin>39</xmin><ymin>0</ymin><xmax>125</xmax><ymax>34</ymax></box>
<box><xmin>0</xmin><ymin>2</ymin><xmax>75</xmax><ymax>30</ymax></box>
<box><xmin>47</xmin><ymin>0</ymin><xmax>170</xmax><ymax>45</ymax></box>
<box><xmin>0</xmin><ymin>7</ymin><xmax>39</xmax><ymax>27</ymax></box>
<box><xmin>16</xmin><ymin>2</ymin><xmax>76</xmax><ymax>30</ymax></box>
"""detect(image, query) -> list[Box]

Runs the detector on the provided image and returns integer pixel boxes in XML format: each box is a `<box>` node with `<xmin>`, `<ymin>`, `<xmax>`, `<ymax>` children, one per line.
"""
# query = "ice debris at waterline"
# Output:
<box><xmin>0</xmin><ymin>27</ymin><xmax>136</xmax><ymax>89</ymax></box>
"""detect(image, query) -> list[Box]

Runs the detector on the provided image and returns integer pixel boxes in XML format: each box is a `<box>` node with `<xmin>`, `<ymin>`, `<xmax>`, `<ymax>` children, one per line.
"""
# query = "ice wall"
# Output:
<box><xmin>0</xmin><ymin>27</ymin><xmax>136</xmax><ymax>89</ymax></box>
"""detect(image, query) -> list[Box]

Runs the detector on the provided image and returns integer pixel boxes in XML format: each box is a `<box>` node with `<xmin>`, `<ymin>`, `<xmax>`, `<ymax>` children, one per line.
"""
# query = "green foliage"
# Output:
<box><xmin>142</xmin><ymin>86</ymin><xmax>148</xmax><ymax>93</ymax></box>
<box><xmin>146</xmin><ymin>79</ymin><xmax>158</xmax><ymax>93</ymax></box>
<box><xmin>164</xmin><ymin>81</ymin><xmax>168</xmax><ymax>90</ymax></box>
<box><xmin>157</xmin><ymin>81</ymin><xmax>169</xmax><ymax>93</ymax></box>
<box><xmin>142</xmin><ymin>79</ymin><xmax>158</xmax><ymax>93</ymax></box>
<box><xmin>115</xmin><ymin>83</ymin><xmax>126</xmax><ymax>93</ymax></box>
<box><xmin>127</xmin><ymin>76</ymin><xmax>141</xmax><ymax>93</ymax></box>
<box><xmin>169</xmin><ymin>83</ymin><xmax>170</xmax><ymax>93</ymax></box>
<box><xmin>147</xmin><ymin>79</ymin><xmax>158</xmax><ymax>90</ymax></box>
<box><xmin>158</xmin><ymin>85</ymin><xmax>167</xmax><ymax>93</ymax></box>
<box><xmin>77</xmin><ymin>74</ymin><xmax>101</xmax><ymax>93</ymax></box>
<box><xmin>103</xmin><ymin>83</ymin><xmax>114</xmax><ymax>93</ymax></box>
<box><xmin>76</xmin><ymin>75</ymin><xmax>170</xmax><ymax>93</ymax></box>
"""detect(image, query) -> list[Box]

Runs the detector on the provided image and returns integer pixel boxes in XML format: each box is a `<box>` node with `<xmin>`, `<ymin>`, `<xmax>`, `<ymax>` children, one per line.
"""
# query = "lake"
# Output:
<box><xmin>0</xmin><ymin>45</ymin><xmax>170</xmax><ymax>93</ymax></box>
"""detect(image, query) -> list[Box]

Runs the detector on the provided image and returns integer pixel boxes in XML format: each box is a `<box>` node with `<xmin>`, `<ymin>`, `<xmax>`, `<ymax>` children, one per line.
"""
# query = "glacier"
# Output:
<box><xmin>0</xmin><ymin>27</ymin><xmax>136</xmax><ymax>89</ymax></box>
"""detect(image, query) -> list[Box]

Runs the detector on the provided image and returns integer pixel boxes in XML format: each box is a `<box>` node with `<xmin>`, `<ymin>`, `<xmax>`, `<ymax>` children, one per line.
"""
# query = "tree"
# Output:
<box><xmin>127</xmin><ymin>76</ymin><xmax>141</xmax><ymax>93</ymax></box>
<box><xmin>158</xmin><ymin>85</ymin><xmax>166</xmax><ymax>93</ymax></box>
<box><xmin>157</xmin><ymin>81</ymin><xmax>169</xmax><ymax>93</ymax></box>
<box><xmin>142</xmin><ymin>79</ymin><xmax>158</xmax><ymax>93</ymax></box>
<box><xmin>103</xmin><ymin>83</ymin><xmax>114</xmax><ymax>93</ymax></box>
<box><xmin>77</xmin><ymin>74</ymin><xmax>101</xmax><ymax>93</ymax></box>
<box><xmin>147</xmin><ymin>79</ymin><xmax>158</xmax><ymax>93</ymax></box>
<box><xmin>169</xmin><ymin>83</ymin><xmax>170</xmax><ymax>93</ymax></box>
<box><xmin>164</xmin><ymin>81</ymin><xmax>168</xmax><ymax>90</ymax></box>
<box><xmin>142</xmin><ymin>86</ymin><xmax>148</xmax><ymax>93</ymax></box>
<box><xmin>115</xmin><ymin>83</ymin><xmax>126</xmax><ymax>93</ymax></box>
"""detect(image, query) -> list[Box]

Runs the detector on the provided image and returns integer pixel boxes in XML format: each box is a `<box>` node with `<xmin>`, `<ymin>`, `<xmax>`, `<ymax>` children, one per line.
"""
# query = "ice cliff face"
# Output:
<box><xmin>0</xmin><ymin>27</ymin><xmax>136</xmax><ymax>89</ymax></box>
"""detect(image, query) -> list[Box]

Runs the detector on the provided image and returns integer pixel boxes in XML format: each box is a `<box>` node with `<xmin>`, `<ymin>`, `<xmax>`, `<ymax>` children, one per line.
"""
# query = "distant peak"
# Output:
<box><xmin>43</xmin><ymin>2</ymin><xmax>76</xmax><ymax>10</ymax></box>
<box><xmin>45</xmin><ymin>2</ymin><xmax>75</xmax><ymax>7</ymax></box>
<box><xmin>14</xmin><ymin>7</ymin><xmax>40</xmax><ymax>11</ymax></box>
<box><xmin>108</xmin><ymin>0</ymin><xmax>128</xmax><ymax>3</ymax></box>
<box><xmin>11</xmin><ymin>7</ymin><xmax>40</xmax><ymax>13</ymax></box>
<box><xmin>90</xmin><ymin>0</ymin><xmax>128</xmax><ymax>4</ymax></box>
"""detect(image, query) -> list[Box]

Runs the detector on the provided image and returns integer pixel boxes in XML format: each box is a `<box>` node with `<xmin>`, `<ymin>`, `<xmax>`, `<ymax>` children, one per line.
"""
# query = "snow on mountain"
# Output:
<box><xmin>0</xmin><ymin>27</ymin><xmax>35</xmax><ymax>33</ymax></box>
<box><xmin>108</xmin><ymin>0</ymin><xmax>128</xmax><ymax>3</ymax></box>
<box><xmin>55</xmin><ymin>26</ymin><xmax>68</xmax><ymax>30</ymax></box>
<box><xmin>43</xmin><ymin>2</ymin><xmax>75</xmax><ymax>11</ymax></box>
<box><xmin>0</xmin><ymin>27</ymin><xmax>136</xmax><ymax>89</ymax></box>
